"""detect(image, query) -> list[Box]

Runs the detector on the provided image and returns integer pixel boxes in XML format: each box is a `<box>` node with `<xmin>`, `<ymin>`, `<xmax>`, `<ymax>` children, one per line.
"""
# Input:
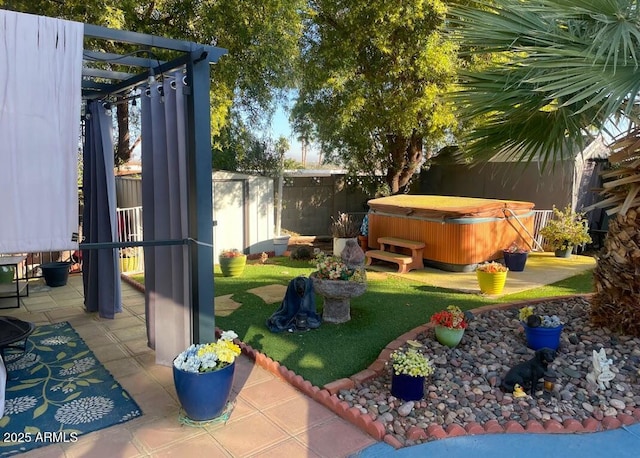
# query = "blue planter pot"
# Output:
<box><xmin>503</xmin><ymin>251</ymin><xmax>528</xmax><ymax>272</ymax></box>
<box><xmin>521</xmin><ymin>322</ymin><xmax>564</xmax><ymax>351</ymax></box>
<box><xmin>391</xmin><ymin>372</ymin><xmax>425</xmax><ymax>401</ymax></box>
<box><xmin>173</xmin><ymin>360</ymin><xmax>235</xmax><ymax>421</ymax></box>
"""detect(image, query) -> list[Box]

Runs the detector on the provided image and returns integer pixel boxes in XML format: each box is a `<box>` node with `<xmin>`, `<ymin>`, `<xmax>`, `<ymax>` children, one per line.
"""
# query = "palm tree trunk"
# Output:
<box><xmin>591</xmin><ymin>210</ymin><xmax>640</xmax><ymax>336</ymax></box>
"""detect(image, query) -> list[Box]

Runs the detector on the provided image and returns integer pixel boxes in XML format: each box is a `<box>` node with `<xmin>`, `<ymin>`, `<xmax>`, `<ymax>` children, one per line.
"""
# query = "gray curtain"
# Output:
<box><xmin>141</xmin><ymin>72</ymin><xmax>191</xmax><ymax>365</ymax></box>
<box><xmin>82</xmin><ymin>101</ymin><xmax>122</xmax><ymax>318</ymax></box>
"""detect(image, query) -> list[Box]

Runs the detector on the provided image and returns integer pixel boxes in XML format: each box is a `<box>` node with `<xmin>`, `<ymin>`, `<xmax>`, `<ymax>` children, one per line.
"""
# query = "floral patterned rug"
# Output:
<box><xmin>0</xmin><ymin>322</ymin><xmax>142</xmax><ymax>456</ymax></box>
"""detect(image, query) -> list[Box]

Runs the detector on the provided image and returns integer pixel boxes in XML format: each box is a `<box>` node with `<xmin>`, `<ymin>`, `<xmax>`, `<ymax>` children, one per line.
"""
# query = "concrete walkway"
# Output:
<box><xmin>367</xmin><ymin>252</ymin><xmax>596</xmax><ymax>296</ymax></box>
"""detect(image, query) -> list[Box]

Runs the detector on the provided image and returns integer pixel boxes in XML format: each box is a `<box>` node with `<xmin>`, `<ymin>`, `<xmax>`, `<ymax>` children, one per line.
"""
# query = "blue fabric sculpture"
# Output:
<box><xmin>266</xmin><ymin>276</ymin><xmax>321</xmax><ymax>332</ymax></box>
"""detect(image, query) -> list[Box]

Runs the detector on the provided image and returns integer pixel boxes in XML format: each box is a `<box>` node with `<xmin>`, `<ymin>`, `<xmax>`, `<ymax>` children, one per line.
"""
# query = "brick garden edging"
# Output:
<box><xmin>120</xmin><ymin>275</ymin><xmax>640</xmax><ymax>449</ymax></box>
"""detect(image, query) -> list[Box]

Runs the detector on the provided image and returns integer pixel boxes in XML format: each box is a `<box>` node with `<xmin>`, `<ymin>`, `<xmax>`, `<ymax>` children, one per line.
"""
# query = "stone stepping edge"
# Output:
<box><xmin>121</xmin><ymin>275</ymin><xmax>640</xmax><ymax>448</ymax></box>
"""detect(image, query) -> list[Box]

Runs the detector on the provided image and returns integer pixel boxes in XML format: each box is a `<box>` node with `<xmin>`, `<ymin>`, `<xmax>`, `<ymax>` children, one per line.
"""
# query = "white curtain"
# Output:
<box><xmin>0</xmin><ymin>10</ymin><xmax>83</xmax><ymax>253</ymax></box>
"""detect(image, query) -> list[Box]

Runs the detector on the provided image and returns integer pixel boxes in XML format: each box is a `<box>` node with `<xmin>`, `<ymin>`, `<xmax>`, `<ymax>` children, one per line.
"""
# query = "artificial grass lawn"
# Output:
<box><xmin>129</xmin><ymin>259</ymin><xmax>594</xmax><ymax>387</ymax></box>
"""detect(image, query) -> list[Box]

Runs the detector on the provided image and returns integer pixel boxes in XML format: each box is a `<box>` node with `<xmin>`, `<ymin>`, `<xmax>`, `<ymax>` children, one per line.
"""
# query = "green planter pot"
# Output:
<box><xmin>0</xmin><ymin>265</ymin><xmax>15</xmax><ymax>283</ymax></box>
<box><xmin>434</xmin><ymin>326</ymin><xmax>465</xmax><ymax>348</ymax></box>
<box><xmin>219</xmin><ymin>255</ymin><xmax>247</xmax><ymax>277</ymax></box>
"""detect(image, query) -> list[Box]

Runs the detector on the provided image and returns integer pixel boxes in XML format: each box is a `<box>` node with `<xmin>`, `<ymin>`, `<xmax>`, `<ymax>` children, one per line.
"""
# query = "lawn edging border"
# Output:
<box><xmin>121</xmin><ymin>275</ymin><xmax>640</xmax><ymax>448</ymax></box>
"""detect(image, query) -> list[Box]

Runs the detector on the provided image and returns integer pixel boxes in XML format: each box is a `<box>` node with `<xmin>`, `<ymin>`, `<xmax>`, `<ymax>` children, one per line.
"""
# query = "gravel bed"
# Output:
<box><xmin>337</xmin><ymin>297</ymin><xmax>640</xmax><ymax>447</ymax></box>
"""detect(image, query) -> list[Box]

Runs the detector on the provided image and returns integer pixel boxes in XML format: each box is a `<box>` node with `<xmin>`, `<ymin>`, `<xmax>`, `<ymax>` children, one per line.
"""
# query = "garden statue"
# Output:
<box><xmin>502</xmin><ymin>348</ymin><xmax>556</xmax><ymax>397</ymax></box>
<box><xmin>586</xmin><ymin>348</ymin><xmax>615</xmax><ymax>390</ymax></box>
<box><xmin>340</xmin><ymin>238</ymin><xmax>365</xmax><ymax>267</ymax></box>
<box><xmin>266</xmin><ymin>276</ymin><xmax>322</xmax><ymax>333</ymax></box>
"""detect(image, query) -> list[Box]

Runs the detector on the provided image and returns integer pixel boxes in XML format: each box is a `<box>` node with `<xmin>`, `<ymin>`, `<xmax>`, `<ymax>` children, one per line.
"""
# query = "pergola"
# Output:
<box><xmin>0</xmin><ymin>10</ymin><xmax>226</xmax><ymax>364</ymax></box>
<box><xmin>78</xmin><ymin>21</ymin><xmax>227</xmax><ymax>363</ymax></box>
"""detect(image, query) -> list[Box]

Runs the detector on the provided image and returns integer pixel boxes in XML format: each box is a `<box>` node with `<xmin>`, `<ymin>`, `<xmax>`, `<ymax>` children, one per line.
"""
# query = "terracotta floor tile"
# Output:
<box><xmin>52</xmin><ymin>298</ymin><xmax>86</xmax><ymax>309</ymax></box>
<box><xmin>133</xmin><ymin>386</ymin><xmax>180</xmax><ymax>418</ymax></box>
<box><xmin>24</xmin><ymin>301</ymin><xmax>60</xmax><ymax>312</ymax></box>
<box><xmin>150</xmin><ymin>433</ymin><xmax>229</xmax><ymax>458</ymax></box>
<box><xmin>249</xmin><ymin>438</ymin><xmax>322</xmax><ymax>458</ymax></box>
<box><xmin>125</xmin><ymin>303</ymin><xmax>146</xmax><ymax>316</ymax></box>
<box><xmin>124</xmin><ymin>338</ymin><xmax>155</xmax><ymax>356</ymax></box>
<box><xmin>103</xmin><ymin>357</ymin><xmax>145</xmax><ymax>379</ymax></box>
<box><xmin>133</xmin><ymin>416</ymin><xmax>205</xmax><ymax>451</ymax></box>
<box><xmin>89</xmin><ymin>342</ymin><xmax>132</xmax><ymax>363</ymax></box>
<box><xmin>63</xmin><ymin>426</ymin><xmax>144</xmax><ymax>458</ymax></box>
<box><xmin>296</xmin><ymin>418</ymin><xmax>376</xmax><ymax>457</ymax></box>
<box><xmin>134</xmin><ymin>351</ymin><xmax>157</xmax><ymax>369</ymax></box>
<box><xmin>18</xmin><ymin>443</ymin><xmax>65</xmax><ymax>457</ymax></box>
<box><xmin>263</xmin><ymin>396</ymin><xmax>336</xmax><ymax>435</ymax></box>
<box><xmin>45</xmin><ymin>306</ymin><xmax>86</xmax><ymax>320</ymax></box>
<box><xmin>118</xmin><ymin>370</ymin><xmax>163</xmax><ymax>396</ymax></box>
<box><xmin>110</xmin><ymin>325</ymin><xmax>147</xmax><ymax>342</ymax></box>
<box><xmin>48</xmin><ymin>290</ymin><xmax>83</xmax><ymax>301</ymax></box>
<box><xmin>21</xmin><ymin>295</ymin><xmax>58</xmax><ymax>306</ymax></box>
<box><xmin>98</xmin><ymin>315</ymin><xmax>144</xmax><ymax>330</ymax></box>
<box><xmin>221</xmin><ymin>397</ymin><xmax>259</xmax><ymax>424</ymax></box>
<box><xmin>238</xmin><ymin>377</ymin><xmax>301</xmax><ymax>409</ymax></box>
<box><xmin>209</xmin><ymin>412</ymin><xmax>288</xmax><ymax>456</ymax></box>
<box><xmin>147</xmin><ymin>363</ymin><xmax>174</xmax><ymax>387</ymax></box>
<box><xmin>232</xmin><ymin>356</ymin><xmax>275</xmax><ymax>390</ymax></box>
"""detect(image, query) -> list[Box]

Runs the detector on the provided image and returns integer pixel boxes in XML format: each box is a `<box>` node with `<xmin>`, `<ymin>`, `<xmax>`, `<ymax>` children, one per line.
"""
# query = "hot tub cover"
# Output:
<box><xmin>367</xmin><ymin>195</ymin><xmax>535</xmax><ymax>220</ymax></box>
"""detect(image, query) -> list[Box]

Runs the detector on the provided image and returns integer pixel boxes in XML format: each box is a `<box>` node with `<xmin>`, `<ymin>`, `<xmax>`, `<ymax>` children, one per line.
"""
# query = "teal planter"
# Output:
<box><xmin>434</xmin><ymin>326</ymin><xmax>465</xmax><ymax>348</ymax></box>
<box><xmin>173</xmin><ymin>360</ymin><xmax>235</xmax><ymax>421</ymax></box>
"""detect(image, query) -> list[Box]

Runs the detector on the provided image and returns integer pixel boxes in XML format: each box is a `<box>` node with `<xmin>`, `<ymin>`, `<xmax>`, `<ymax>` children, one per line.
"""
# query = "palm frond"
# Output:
<box><xmin>450</xmin><ymin>0</ymin><xmax>640</xmax><ymax>167</ymax></box>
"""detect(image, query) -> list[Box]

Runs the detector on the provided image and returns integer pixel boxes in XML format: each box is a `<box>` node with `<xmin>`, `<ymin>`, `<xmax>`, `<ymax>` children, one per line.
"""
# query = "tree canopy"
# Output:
<box><xmin>292</xmin><ymin>0</ymin><xmax>458</xmax><ymax>195</ymax></box>
<box><xmin>1</xmin><ymin>0</ymin><xmax>304</xmax><ymax>143</ymax></box>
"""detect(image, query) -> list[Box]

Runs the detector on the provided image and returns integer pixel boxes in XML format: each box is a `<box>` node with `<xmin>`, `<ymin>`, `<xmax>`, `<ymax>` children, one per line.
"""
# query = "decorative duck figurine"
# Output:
<box><xmin>513</xmin><ymin>384</ymin><xmax>527</xmax><ymax>398</ymax></box>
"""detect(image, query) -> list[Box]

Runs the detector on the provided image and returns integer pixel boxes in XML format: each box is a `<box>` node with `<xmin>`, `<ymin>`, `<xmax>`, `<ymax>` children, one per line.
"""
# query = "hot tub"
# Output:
<box><xmin>367</xmin><ymin>195</ymin><xmax>535</xmax><ymax>272</ymax></box>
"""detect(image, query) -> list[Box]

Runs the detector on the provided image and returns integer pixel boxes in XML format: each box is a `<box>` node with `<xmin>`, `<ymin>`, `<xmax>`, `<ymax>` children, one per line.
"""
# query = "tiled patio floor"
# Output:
<box><xmin>0</xmin><ymin>275</ymin><xmax>376</xmax><ymax>457</ymax></box>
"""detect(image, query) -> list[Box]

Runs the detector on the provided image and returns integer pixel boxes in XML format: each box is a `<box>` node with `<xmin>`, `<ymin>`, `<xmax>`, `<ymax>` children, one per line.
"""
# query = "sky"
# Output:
<box><xmin>267</xmin><ymin>105</ymin><xmax>321</xmax><ymax>165</ymax></box>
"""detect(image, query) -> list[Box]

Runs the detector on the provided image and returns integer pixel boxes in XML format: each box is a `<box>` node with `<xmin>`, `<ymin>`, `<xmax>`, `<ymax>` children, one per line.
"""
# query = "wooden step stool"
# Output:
<box><xmin>365</xmin><ymin>237</ymin><xmax>425</xmax><ymax>274</ymax></box>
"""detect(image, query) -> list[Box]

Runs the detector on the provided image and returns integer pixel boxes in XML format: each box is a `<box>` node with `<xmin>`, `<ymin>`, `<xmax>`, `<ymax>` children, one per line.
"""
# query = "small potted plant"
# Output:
<box><xmin>476</xmin><ymin>261</ymin><xmax>508</xmax><ymax>295</ymax></box>
<box><xmin>519</xmin><ymin>306</ymin><xmax>564</xmax><ymax>350</ymax></box>
<box><xmin>430</xmin><ymin>305</ymin><xmax>468</xmax><ymax>348</ymax></box>
<box><xmin>173</xmin><ymin>330</ymin><xmax>242</xmax><ymax>421</ymax></box>
<box><xmin>503</xmin><ymin>242</ymin><xmax>529</xmax><ymax>272</ymax></box>
<box><xmin>330</xmin><ymin>212</ymin><xmax>360</xmax><ymax>256</ymax></box>
<box><xmin>389</xmin><ymin>348</ymin><xmax>434</xmax><ymax>400</ymax></box>
<box><xmin>539</xmin><ymin>205</ymin><xmax>592</xmax><ymax>257</ymax></box>
<box><xmin>218</xmin><ymin>248</ymin><xmax>247</xmax><ymax>277</ymax></box>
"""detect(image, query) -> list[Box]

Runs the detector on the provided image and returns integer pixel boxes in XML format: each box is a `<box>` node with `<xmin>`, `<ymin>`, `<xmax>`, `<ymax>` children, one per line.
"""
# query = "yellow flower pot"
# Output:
<box><xmin>120</xmin><ymin>256</ymin><xmax>138</xmax><ymax>273</ymax></box>
<box><xmin>476</xmin><ymin>270</ymin><xmax>507</xmax><ymax>295</ymax></box>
